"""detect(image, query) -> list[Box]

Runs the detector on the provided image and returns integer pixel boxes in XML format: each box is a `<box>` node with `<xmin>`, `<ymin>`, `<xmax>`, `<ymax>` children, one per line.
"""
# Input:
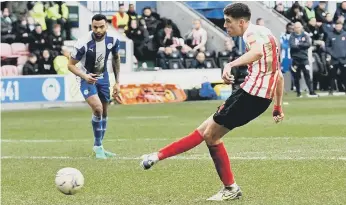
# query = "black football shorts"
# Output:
<box><xmin>213</xmin><ymin>88</ymin><xmax>272</xmax><ymax>130</ymax></box>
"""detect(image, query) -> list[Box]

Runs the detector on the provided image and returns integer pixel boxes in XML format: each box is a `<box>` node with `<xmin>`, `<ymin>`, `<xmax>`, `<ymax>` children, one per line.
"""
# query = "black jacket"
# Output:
<box><xmin>29</xmin><ymin>31</ymin><xmax>48</xmax><ymax>52</ymax></box>
<box><xmin>322</xmin><ymin>22</ymin><xmax>334</xmax><ymax>39</ymax></box>
<box><xmin>38</xmin><ymin>57</ymin><xmax>56</xmax><ymax>74</ymax></box>
<box><xmin>314</xmin><ymin>6</ymin><xmax>327</xmax><ymax>23</ymax></box>
<box><xmin>14</xmin><ymin>22</ymin><xmax>30</xmax><ymax>43</ymax></box>
<box><xmin>125</xmin><ymin>27</ymin><xmax>149</xmax><ymax>46</ymax></box>
<box><xmin>48</xmin><ymin>33</ymin><xmax>64</xmax><ymax>53</ymax></box>
<box><xmin>325</xmin><ymin>29</ymin><xmax>346</xmax><ymax>65</ymax></box>
<box><xmin>189</xmin><ymin>60</ymin><xmax>208</xmax><ymax>69</ymax></box>
<box><xmin>22</xmin><ymin>61</ymin><xmax>39</xmax><ymax>75</ymax></box>
<box><xmin>289</xmin><ymin>32</ymin><xmax>311</xmax><ymax>62</ymax></box>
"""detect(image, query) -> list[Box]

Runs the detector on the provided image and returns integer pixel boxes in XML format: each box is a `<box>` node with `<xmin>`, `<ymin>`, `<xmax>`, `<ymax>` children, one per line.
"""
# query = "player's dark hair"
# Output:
<box><xmin>92</xmin><ymin>14</ymin><xmax>107</xmax><ymax>22</ymax></box>
<box><xmin>223</xmin><ymin>3</ymin><xmax>251</xmax><ymax>21</ymax></box>
<box><xmin>286</xmin><ymin>22</ymin><xmax>293</xmax><ymax>28</ymax></box>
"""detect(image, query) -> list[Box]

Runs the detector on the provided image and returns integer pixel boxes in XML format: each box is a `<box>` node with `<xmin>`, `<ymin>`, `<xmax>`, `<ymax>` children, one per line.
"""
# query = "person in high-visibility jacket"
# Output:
<box><xmin>112</xmin><ymin>4</ymin><xmax>129</xmax><ymax>30</ymax></box>
<box><xmin>53</xmin><ymin>46</ymin><xmax>71</xmax><ymax>75</ymax></box>
<box><xmin>46</xmin><ymin>2</ymin><xmax>71</xmax><ymax>40</ymax></box>
<box><xmin>30</xmin><ymin>2</ymin><xmax>47</xmax><ymax>31</ymax></box>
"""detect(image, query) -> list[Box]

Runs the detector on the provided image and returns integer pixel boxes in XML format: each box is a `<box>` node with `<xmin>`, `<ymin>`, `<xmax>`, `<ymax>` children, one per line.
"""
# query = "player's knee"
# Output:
<box><xmin>93</xmin><ymin>105</ymin><xmax>103</xmax><ymax>117</ymax></box>
<box><xmin>202</xmin><ymin>129</ymin><xmax>220</xmax><ymax>146</ymax></box>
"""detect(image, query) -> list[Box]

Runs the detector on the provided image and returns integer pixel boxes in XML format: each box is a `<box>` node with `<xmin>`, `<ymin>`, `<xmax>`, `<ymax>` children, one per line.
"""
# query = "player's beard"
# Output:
<box><xmin>93</xmin><ymin>32</ymin><xmax>106</xmax><ymax>40</ymax></box>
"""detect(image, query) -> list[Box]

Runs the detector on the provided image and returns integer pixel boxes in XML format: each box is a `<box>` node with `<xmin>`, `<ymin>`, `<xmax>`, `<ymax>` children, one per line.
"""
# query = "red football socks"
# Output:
<box><xmin>158</xmin><ymin>130</ymin><xmax>204</xmax><ymax>160</ymax></box>
<box><xmin>208</xmin><ymin>143</ymin><xmax>235</xmax><ymax>186</ymax></box>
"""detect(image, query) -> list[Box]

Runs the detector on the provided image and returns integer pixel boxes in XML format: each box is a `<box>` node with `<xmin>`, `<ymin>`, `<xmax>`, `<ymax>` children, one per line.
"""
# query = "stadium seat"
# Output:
<box><xmin>185</xmin><ymin>51</ymin><xmax>196</xmax><ymax>59</ymax></box>
<box><xmin>11</xmin><ymin>43</ymin><xmax>29</xmax><ymax>55</ymax></box>
<box><xmin>204</xmin><ymin>50</ymin><xmax>218</xmax><ymax>68</ymax></box>
<box><xmin>168</xmin><ymin>59</ymin><xmax>184</xmax><ymax>69</ymax></box>
<box><xmin>205</xmin><ymin>59</ymin><xmax>217</xmax><ymax>68</ymax></box>
<box><xmin>1</xmin><ymin>43</ymin><xmax>12</xmax><ymax>58</ymax></box>
<box><xmin>17</xmin><ymin>65</ymin><xmax>24</xmax><ymax>75</ymax></box>
<box><xmin>17</xmin><ymin>55</ymin><xmax>28</xmax><ymax>65</ymax></box>
<box><xmin>218</xmin><ymin>50</ymin><xmax>231</xmax><ymax>57</ymax></box>
<box><xmin>185</xmin><ymin>58</ymin><xmax>195</xmax><ymax>68</ymax></box>
<box><xmin>1</xmin><ymin>65</ymin><xmax>19</xmax><ymax>76</ymax></box>
<box><xmin>218</xmin><ymin>56</ymin><xmax>230</xmax><ymax>69</ymax></box>
<box><xmin>204</xmin><ymin>50</ymin><xmax>216</xmax><ymax>58</ymax></box>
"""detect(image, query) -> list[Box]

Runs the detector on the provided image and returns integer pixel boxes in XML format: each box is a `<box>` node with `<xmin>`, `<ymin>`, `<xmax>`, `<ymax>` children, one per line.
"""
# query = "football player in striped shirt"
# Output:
<box><xmin>140</xmin><ymin>3</ymin><xmax>285</xmax><ymax>201</ymax></box>
<box><xmin>68</xmin><ymin>14</ymin><xmax>120</xmax><ymax>159</ymax></box>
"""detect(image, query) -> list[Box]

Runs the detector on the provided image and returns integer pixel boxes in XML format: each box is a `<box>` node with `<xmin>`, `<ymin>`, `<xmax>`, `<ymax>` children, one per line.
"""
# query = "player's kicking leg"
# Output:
<box><xmin>140</xmin><ymin>115</ymin><xmax>242</xmax><ymax>201</ymax></box>
<box><xmin>140</xmin><ymin>89</ymin><xmax>272</xmax><ymax>200</ymax></box>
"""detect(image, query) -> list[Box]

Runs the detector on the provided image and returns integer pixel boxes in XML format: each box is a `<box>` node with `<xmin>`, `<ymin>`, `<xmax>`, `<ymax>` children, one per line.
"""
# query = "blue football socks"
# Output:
<box><xmin>92</xmin><ymin>115</ymin><xmax>103</xmax><ymax>146</ymax></box>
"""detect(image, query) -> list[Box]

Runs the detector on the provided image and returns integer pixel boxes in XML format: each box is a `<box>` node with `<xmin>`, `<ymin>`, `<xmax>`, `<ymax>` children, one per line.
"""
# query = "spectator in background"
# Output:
<box><xmin>1</xmin><ymin>8</ymin><xmax>16</xmax><ymax>43</ymax></box>
<box><xmin>30</xmin><ymin>1</ymin><xmax>47</xmax><ymax>31</ymax></box>
<box><xmin>289</xmin><ymin>22</ymin><xmax>317</xmax><ymax>97</ymax></box>
<box><xmin>280</xmin><ymin>23</ymin><xmax>294</xmax><ymax>74</ymax></box>
<box><xmin>302</xmin><ymin>1</ymin><xmax>316</xmax><ymax>24</ymax></box>
<box><xmin>306</xmin><ymin>18</ymin><xmax>324</xmax><ymax>44</ymax></box>
<box><xmin>46</xmin><ymin>2</ymin><xmax>61</xmax><ymax>34</ymax></box>
<box><xmin>322</xmin><ymin>13</ymin><xmax>335</xmax><ymax>38</ymax></box>
<box><xmin>48</xmin><ymin>24</ymin><xmax>64</xmax><ymax>58</ymax></box>
<box><xmin>183</xmin><ymin>19</ymin><xmax>207</xmax><ymax>53</ymax></box>
<box><xmin>274</xmin><ymin>3</ymin><xmax>285</xmax><ymax>16</ymax></box>
<box><xmin>285</xmin><ymin>2</ymin><xmax>305</xmax><ymax>25</ymax></box>
<box><xmin>126</xmin><ymin>19</ymin><xmax>149</xmax><ymax>61</ymax></box>
<box><xmin>189</xmin><ymin>52</ymin><xmax>208</xmax><ymax>69</ymax></box>
<box><xmin>306</xmin><ymin>17</ymin><xmax>328</xmax><ymax>90</ymax></box>
<box><xmin>14</xmin><ymin>17</ymin><xmax>30</xmax><ymax>44</ymax></box>
<box><xmin>55</xmin><ymin>1</ymin><xmax>71</xmax><ymax>40</ymax></box>
<box><xmin>29</xmin><ymin>24</ymin><xmax>48</xmax><ymax>56</ymax></box>
<box><xmin>3</xmin><ymin>1</ymin><xmax>28</xmax><ymax>22</ymax></box>
<box><xmin>112</xmin><ymin>4</ymin><xmax>129</xmax><ymax>31</ymax></box>
<box><xmin>281</xmin><ymin>23</ymin><xmax>294</xmax><ymax>90</ymax></box>
<box><xmin>22</xmin><ymin>54</ymin><xmax>39</xmax><ymax>75</ymax></box>
<box><xmin>314</xmin><ymin>1</ymin><xmax>328</xmax><ymax>24</ymax></box>
<box><xmin>140</xmin><ymin>7</ymin><xmax>160</xmax><ymax>36</ymax></box>
<box><xmin>27</xmin><ymin>16</ymin><xmax>36</xmax><ymax>32</ymax></box>
<box><xmin>157</xmin><ymin>24</ymin><xmax>175</xmax><ymax>51</ymax></box>
<box><xmin>156</xmin><ymin>47</ymin><xmax>174</xmax><ymax>69</ymax></box>
<box><xmin>38</xmin><ymin>49</ymin><xmax>55</xmax><ymax>75</ymax></box>
<box><xmin>333</xmin><ymin>1</ymin><xmax>346</xmax><ymax>25</ymax></box>
<box><xmin>127</xmin><ymin>3</ymin><xmax>138</xmax><ymax>20</ymax></box>
<box><xmin>325</xmin><ymin>20</ymin><xmax>346</xmax><ymax>94</ymax></box>
<box><xmin>53</xmin><ymin>46</ymin><xmax>70</xmax><ymax>74</ymax></box>
<box><xmin>256</xmin><ymin>18</ymin><xmax>265</xmax><ymax>26</ymax></box>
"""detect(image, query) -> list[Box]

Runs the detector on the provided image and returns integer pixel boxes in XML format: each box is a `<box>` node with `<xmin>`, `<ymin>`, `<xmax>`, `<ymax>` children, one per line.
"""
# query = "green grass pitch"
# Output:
<box><xmin>2</xmin><ymin>95</ymin><xmax>346</xmax><ymax>205</ymax></box>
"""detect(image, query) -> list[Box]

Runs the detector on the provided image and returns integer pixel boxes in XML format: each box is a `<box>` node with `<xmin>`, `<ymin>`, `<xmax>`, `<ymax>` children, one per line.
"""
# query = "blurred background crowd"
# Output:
<box><xmin>1</xmin><ymin>1</ymin><xmax>345</xmax><ymax>96</ymax></box>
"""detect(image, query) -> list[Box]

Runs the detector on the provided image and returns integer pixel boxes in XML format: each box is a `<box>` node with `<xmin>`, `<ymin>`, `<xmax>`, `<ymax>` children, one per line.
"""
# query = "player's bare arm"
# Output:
<box><xmin>68</xmin><ymin>58</ymin><xmax>97</xmax><ymax>84</ymax></box>
<box><xmin>222</xmin><ymin>43</ymin><xmax>263</xmax><ymax>84</ymax></box>
<box><xmin>231</xmin><ymin>43</ymin><xmax>263</xmax><ymax>68</ymax></box>
<box><xmin>112</xmin><ymin>53</ymin><xmax>121</xmax><ymax>98</ymax></box>
<box><xmin>273</xmin><ymin>70</ymin><xmax>285</xmax><ymax>123</ymax></box>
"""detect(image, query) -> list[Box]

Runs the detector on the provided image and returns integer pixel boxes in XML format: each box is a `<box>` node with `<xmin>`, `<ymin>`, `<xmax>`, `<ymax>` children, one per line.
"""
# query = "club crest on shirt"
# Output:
<box><xmin>342</xmin><ymin>37</ymin><xmax>345</xmax><ymax>41</ymax></box>
<box><xmin>107</xmin><ymin>43</ymin><xmax>113</xmax><ymax>49</ymax></box>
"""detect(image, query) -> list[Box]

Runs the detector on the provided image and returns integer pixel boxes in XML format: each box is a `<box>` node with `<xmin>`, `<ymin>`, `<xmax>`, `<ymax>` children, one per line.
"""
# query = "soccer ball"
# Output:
<box><xmin>55</xmin><ymin>167</ymin><xmax>84</xmax><ymax>195</ymax></box>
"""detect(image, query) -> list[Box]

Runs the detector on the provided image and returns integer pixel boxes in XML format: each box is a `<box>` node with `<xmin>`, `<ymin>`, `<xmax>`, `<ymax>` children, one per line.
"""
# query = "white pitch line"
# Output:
<box><xmin>1</xmin><ymin>156</ymin><xmax>346</xmax><ymax>161</ymax></box>
<box><xmin>2</xmin><ymin>136</ymin><xmax>346</xmax><ymax>143</ymax></box>
<box><xmin>125</xmin><ymin>116</ymin><xmax>171</xmax><ymax>119</ymax></box>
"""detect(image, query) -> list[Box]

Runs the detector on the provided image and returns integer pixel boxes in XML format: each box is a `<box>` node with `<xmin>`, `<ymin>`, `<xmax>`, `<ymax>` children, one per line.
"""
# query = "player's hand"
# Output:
<box><xmin>83</xmin><ymin>73</ymin><xmax>98</xmax><ymax>84</ymax></box>
<box><xmin>222</xmin><ymin>64</ymin><xmax>235</xmax><ymax>84</ymax></box>
<box><xmin>273</xmin><ymin>105</ymin><xmax>284</xmax><ymax>123</ymax></box>
<box><xmin>112</xmin><ymin>83</ymin><xmax>120</xmax><ymax>98</ymax></box>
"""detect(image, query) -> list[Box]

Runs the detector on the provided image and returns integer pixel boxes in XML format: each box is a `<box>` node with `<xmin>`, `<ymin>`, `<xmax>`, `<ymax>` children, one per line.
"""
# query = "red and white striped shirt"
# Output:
<box><xmin>241</xmin><ymin>24</ymin><xmax>280</xmax><ymax>99</ymax></box>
